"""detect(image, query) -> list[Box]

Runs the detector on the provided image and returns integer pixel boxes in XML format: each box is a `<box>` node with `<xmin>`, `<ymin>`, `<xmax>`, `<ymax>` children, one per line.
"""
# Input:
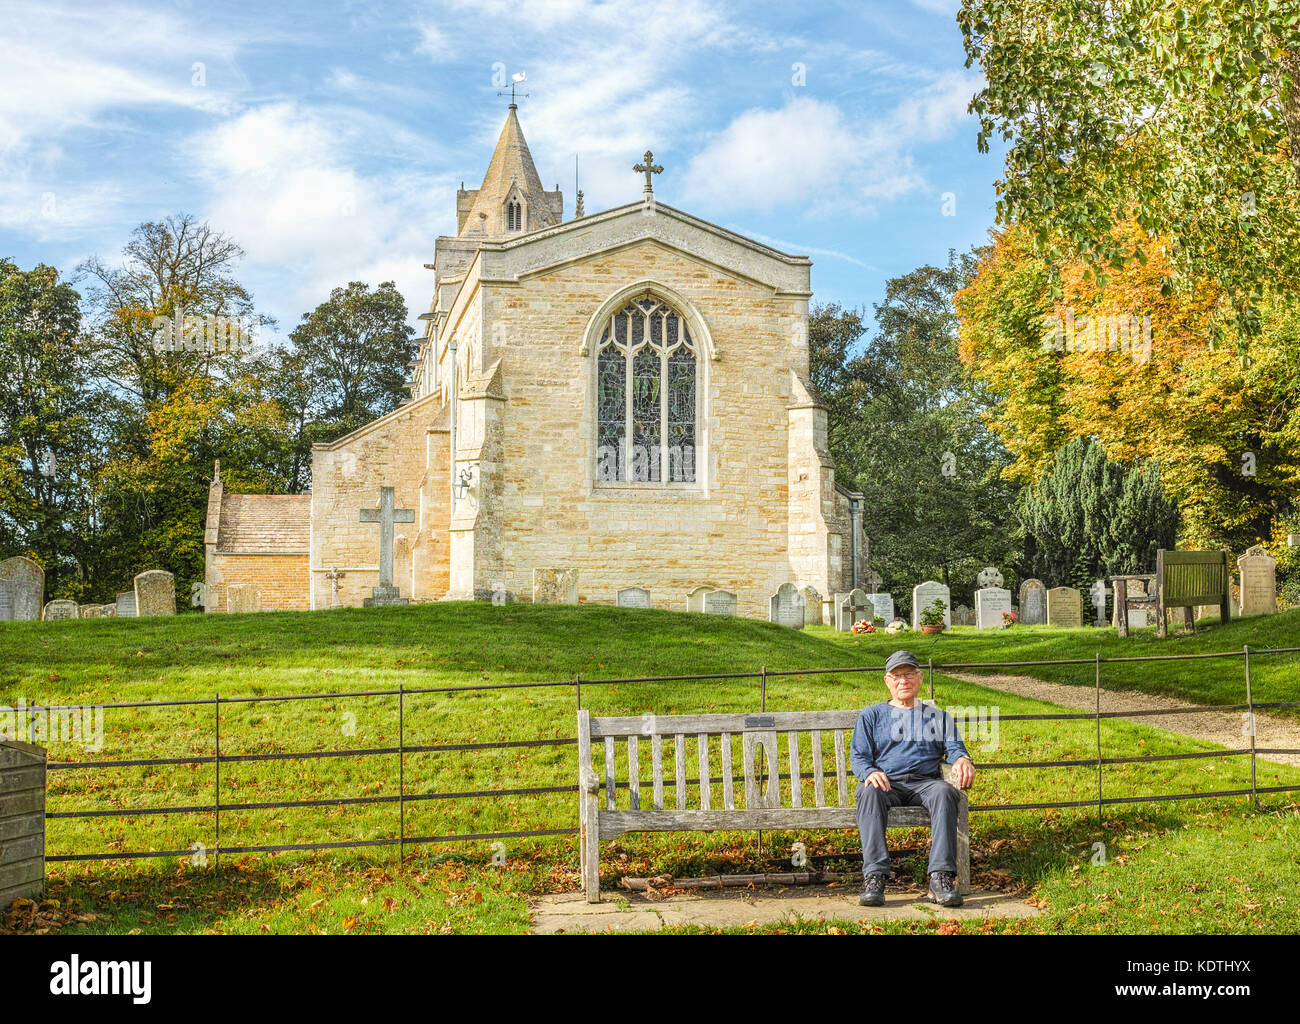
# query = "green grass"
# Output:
<box><xmin>2</xmin><ymin>602</ymin><xmax>1298</xmax><ymax>934</ymax></box>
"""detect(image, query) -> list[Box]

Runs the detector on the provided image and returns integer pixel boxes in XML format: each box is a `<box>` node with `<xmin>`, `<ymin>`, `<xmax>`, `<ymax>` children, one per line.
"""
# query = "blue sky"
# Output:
<box><xmin>0</xmin><ymin>0</ymin><xmax>1006</xmax><ymax>346</ymax></box>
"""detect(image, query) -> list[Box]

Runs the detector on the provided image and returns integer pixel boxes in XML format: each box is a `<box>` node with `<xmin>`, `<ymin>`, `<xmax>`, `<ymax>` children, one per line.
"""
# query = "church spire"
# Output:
<box><xmin>456</xmin><ymin>106</ymin><xmax>563</xmax><ymax>237</ymax></box>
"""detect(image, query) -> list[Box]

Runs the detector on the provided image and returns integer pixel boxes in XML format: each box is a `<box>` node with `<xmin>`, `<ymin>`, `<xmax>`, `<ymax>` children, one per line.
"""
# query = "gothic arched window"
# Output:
<box><xmin>596</xmin><ymin>295</ymin><xmax>697</xmax><ymax>483</ymax></box>
<box><xmin>506</xmin><ymin>198</ymin><xmax>522</xmax><ymax>231</ymax></box>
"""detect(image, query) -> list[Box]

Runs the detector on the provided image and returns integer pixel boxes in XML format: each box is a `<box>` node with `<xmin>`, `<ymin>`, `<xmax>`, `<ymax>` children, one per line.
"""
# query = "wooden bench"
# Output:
<box><xmin>1153</xmin><ymin>549</ymin><xmax>1231</xmax><ymax>637</ymax></box>
<box><xmin>576</xmin><ymin>708</ymin><xmax>971</xmax><ymax>903</ymax></box>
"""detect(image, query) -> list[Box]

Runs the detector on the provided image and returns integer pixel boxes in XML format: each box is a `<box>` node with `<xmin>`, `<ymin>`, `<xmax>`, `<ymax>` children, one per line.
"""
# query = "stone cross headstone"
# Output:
<box><xmin>1018</xmin><ymin>579</ymin><xmax>1047</xmax><ymax>625</ymax></box>
<box><xmin>0</xmin><ymin>556</ymin><xmax>44</xmax><ymax>621</ymax></box>
<box><xmin>911</xmin><ymin>581</ymin><xmax>951</xmax><ymax>630</ymax></box>
<box><xmin>533</xmin><ymin>568</ymin><xmax>578</xmax><ymax>605</ymax></box>
<box><xmin>704</xmin><ymin>590</ymin><xmax>737</xmax><ymax>615</ymax></box>
<box><xmin>769</xmin><ymin>583</ymin><xmax>805</xmax><ymax>629</ymax></box>
<box><xmin>1238</xmin><ymin>545</ymin><xmax>1278</xmax><ymax>617</ymax></box>
<box><xmin>324</xmin><ymin>567</ymin><xmax>346</xmax><ymax>609</ymax></box>
<box><xmin>134</xmin><ymin>570</ymin><xmax>176</xmax><ymax>617</ymax></box>
<box><xmin>617</xmin><ymin>587</ymin><xmax>650</xmax><ymax>609</ymax></box>
<box><xmin>361</xmin><ymin>487</ymin><xmax>414</xmax><ymax>605</ymax></box>
<box><xmin>42</xmin><ymin>599</ymin><xmax>79</xmax><ymax>621</ymax></box>
<box><xmin>116</xmin><ymin>591</ymin><xmax>137</xmax><ymax>618</ymax></box>
<box><xmin>1089</xmin><ymin>579</ymin><xmax>1107</xmax><ymax>627</ymax></box>
<box><xmin>975</xmin><ymin>587</ymin><xmax>1012</xmax><ymax>628</ymax></box>
<box><xmin>1046</xmin><ymin>586</ymin><xmax>1084</xmax><ymax>628</ymax></box>
<box><xmin>977</xmin><ymin>566</ymin><xmax>1005</xmax><ymax>589</ymax></box>
<box><xmin>863</xmin><ymin>570</ymin><xmax>884</xmax><ymax>593</ymax></box>
<box><xmin>800</xmin><ymin>586</ymin><xmax>823</xmax><ymax>626</ymax></box>
<box><xmin>836</xmin><ymin>589</ymin><xmax>872</xmax><ymax>632</ymax></box>
<box><xmin>865</xmin><ymin>592</ymin><xmax>894</xmax><ymax>624</ymax></box>
<box><xmin>227</xmin><ymin>584</ymin><xmax>262</xmax><ymax>614</ymax></box>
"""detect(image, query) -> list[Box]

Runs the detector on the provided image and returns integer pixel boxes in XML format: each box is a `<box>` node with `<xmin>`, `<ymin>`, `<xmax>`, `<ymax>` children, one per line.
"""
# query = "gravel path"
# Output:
<box><xmin>945</xmin><ymin>671</ymin><xmax>1300</xmax><ymax>769</ymax></box>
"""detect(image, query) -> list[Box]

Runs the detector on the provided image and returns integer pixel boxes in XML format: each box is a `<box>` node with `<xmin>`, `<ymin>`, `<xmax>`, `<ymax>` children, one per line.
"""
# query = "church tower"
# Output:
<box><xmin>455</xmin><ymin>105</ymin><xmax>563</xmax><ymax>238</ymax></box>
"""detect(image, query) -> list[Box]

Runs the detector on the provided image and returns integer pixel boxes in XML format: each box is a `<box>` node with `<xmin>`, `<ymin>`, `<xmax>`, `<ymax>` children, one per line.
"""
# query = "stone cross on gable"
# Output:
<box><xmin>633</xmin><ymin>150</ymin><xmax>663</xmax><ymax>197</ymax></box>
<box><xmin>359</xmin><ymin>488</ymin><xmax>414</xmax><ymax>589</ymax></box>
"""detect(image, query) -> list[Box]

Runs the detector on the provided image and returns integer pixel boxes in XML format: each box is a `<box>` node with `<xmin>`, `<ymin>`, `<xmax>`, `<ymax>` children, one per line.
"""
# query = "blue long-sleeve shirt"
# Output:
<box><xmin>849</xmin><ymin>701</ymin><xmax>970</xmax><ymax>781</ymax></box>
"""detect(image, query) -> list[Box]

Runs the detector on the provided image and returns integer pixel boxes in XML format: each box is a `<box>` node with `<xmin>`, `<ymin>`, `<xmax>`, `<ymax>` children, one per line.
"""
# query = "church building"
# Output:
<box><xmin>204</xmin><ymin>104</ymin><xmax>864</xmax><ymax>619</ymax></box>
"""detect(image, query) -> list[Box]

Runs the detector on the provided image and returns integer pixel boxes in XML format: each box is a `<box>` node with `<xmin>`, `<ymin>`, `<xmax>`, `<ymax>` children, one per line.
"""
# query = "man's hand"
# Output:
<box><xmin>952</xmin><ymin>756</ymin><xmax>975</xmax><ymax>789</ymax></box>
<box><xmin>865</xmin><ymin>771</ymin><xmax>891</xmax><ymax>791</ymax></box>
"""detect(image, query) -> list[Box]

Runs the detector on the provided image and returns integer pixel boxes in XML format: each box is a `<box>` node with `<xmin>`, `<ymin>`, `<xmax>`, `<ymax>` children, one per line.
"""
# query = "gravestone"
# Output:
<box><xmin>533</xmin><ymin>568</ymin><xmax>578</xmax><ymax>605</ymax></box>
<box><xmin>975</xmin><ymin>587</ymin><xmax>1012</xmax><ymax>628</ymax></box>
<box><xmin>361</xmin><ymin>487</ymin><xmax>414</xmax><ymax>607</ymax></box>
<box><xmin>800</xmin><ymin>586</ymin><xmax>823</xmax><ymax>626</ymax></box>
<box><xmin>42</xmin><ymin>599</ymin><xmax>79</xmax><ymax>621</ymax></box>
<box><xmin>769</xmin><ymin>583</ymin><xmax>805</xmax><ymax>629</ymax></box>
<box><xmin>0</xmin><ymin>582</ymin><xmax>12</xmax><ymax>622</ymax></box>
<box><xmin>704</xmin><ymin>590</ymin><xmax>737</xmax><ymax>615</ymax></box>
<box><xmin>134</xmin><ymin>570</ymin><xmax>176</xmax><ymax>617</ymax></box>
<box><xmin>1046</xmin><ymin>586</ymin><xmax>1084</xmax><ymax>628</ymax></box>
<box><xmin>1018</xmin><ymin>579</ymin><xmax>1047</xmax><ymax>625</ymax></box>
<box><xmin>0</xmin><ymin>557</ymin><xmax>44</xmax><ymax>621</ymax></box>
<box><xmin>1089</xmin><ymin>580</ymin><xmax>1107</xmax><ymax>627</ymax></box>
<box><xmin>836</xmin><ymin>589</ymin><xmax>872</xmax><ymax>632</ymax></box>
<box><xmin>866</xmin><ymin>592</ymin><xmax>894</xmax><ymax>624</ymax></box>
<box><xmin>80</xmin><ymin>604</ymin><xmax>116</xmax><ymax>618</ymax></box>
<box><xmin>951</xmin><ymin>604</ymin><xmax>973</xmax><ymax>626</ymax></box>
<box><xmin>687</xmin><ymin>586</ymin><xmax>712</xmax><ymax>613</ymax></box>
<box><xmin>617</xmin><ymin>587</ymin><xmax>650</xmax><ymax>609</ymax></box>
<box><xmin>115</xmin><ymin>591</ymin><xmax>137</xmax><ymax>618</ymax></box>
<box><xmin>911</xmin><ymin>581</ymin><xmax>951</xmax><ymax>630</ymax></box>
<box><xmin>1238</xmin><ymin>545</ymin><xmax>1278</xmax><ymax>617</ymax></box>
<box><xmin>977</xmin><ymin>566</ymin><xmax>1005</xmax><ymax>589</ymax></box>
<box><xmin>226</xmin><ymin>584</ymin><xmax>262</xmax><ymax>614</ymax></box>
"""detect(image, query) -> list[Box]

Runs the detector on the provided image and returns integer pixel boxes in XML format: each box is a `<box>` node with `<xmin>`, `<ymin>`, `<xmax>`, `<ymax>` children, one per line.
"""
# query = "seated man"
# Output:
<box><xmin>851</xmin><ymin>649</ymin><xmax>975</xmax><ymax>908</ymax></box>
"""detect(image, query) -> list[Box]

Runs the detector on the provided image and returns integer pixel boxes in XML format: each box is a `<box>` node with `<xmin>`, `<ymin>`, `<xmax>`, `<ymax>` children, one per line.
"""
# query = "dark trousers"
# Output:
<box><xmin>854</xmin><ymin>772</ymin><xmax>960</xmax><ymax>878</ymax></box>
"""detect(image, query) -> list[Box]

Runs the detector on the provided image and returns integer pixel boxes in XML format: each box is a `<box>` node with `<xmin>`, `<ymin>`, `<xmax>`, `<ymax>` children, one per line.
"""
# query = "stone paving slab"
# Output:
<box><xmin>530</xmin><ymin>885</ymin><xmax>1039</xmax><ymax>933</ymax></box>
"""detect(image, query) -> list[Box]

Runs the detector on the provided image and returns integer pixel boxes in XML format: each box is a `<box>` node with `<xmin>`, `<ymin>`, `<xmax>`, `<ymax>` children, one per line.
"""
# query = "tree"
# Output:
<box><xmin>959</xmin><ymin>0</ymin><xmax>1300</xmax><ymax>325</ymax></box>
<box><xmin>288</xmin><ymin>281</ymin><xmax>417</xmax><ymax>450</ymax></box>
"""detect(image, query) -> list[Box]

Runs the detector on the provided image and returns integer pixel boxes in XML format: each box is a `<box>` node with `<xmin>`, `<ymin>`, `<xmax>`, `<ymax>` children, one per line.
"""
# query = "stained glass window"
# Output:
<box><xmin>594</xmin><ymin>294</ymin><xmax>697</xmax><ymax>484</ymax></box>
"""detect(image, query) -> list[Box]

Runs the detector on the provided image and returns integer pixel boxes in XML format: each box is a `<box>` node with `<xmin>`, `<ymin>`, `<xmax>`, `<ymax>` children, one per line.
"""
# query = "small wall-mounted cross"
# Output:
<box><xmin>633</xmin><ymin>150</ymin><xmax>663</xmax><ymax>198</ymax></box>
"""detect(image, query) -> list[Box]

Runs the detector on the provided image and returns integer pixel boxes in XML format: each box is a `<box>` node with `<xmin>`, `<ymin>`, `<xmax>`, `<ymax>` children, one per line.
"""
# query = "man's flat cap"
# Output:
<box><xmin>884</xmin><ymin>650</ymin><xmax>921</xmax><ymax>674</ymax></box>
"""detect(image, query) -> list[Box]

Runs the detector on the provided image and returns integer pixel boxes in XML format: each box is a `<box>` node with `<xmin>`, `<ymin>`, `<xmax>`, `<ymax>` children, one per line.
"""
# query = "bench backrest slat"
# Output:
<box><xmin>1159</xmin><ymin>549</ymin><xmax>1229</xmax><ymax>607</ymax></box>
<box><xmin>651</xmin><ymin>734</ymin><xmax>664</xmax><ymax>810</ymax></box>
<box><xmin>589</xmin><ymin>710</ymin><xmax>857</xmax><ymax>737</ymax></box>
<box><xmin>721</xmin><ymin>732</ymin><xmax>734</xmax><ymax>809</ymax></box>
<box><xmin>674</xmin><ymin>733</ymin><xmax>686</xmax><ymax>810</ymax></box>
<box><xmin>604</xmin><ymin>736</ymin><xmax>616</xmax><ymax>811</ymax></box>
<box><xmin>628</xmin><ymin>735</ymin><xmax>640</xmax><ymax>810</ymax></box>
<box><xmin>697</xmin><ymin>734</ymin><xmax>711</xmax><ymax>810</ymax></box>
<box><xmin>833</xmin><ymin>729</ymin><xmax>848</xmax><ymax>806</ymax></box>
<box><xmin>789</xmin><ymin>732</ymin><xmax>802</xmax><ymax>808</ymax></box>
<box><xmin>810</xmin><ymin>730</ymin><xmax>825</xmax><ymax>807</ymax></box>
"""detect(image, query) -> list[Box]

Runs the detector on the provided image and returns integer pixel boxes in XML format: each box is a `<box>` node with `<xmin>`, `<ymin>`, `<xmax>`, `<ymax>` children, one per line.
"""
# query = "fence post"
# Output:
<box><xmin>1244</xmin><ymin>645</ymin><xmax>1257</xmax><ymax>809</ymax></box>
<box><xmin>1094</xmin><ymin>655</ymin><xmax>1103</xmax><ymax>827</ymax></box>
<box><xmin>399</xmin><ymin>684</ymin><xmax>405</xmax><ymax>868</ymax></box>
<box><xmin>214</xmin><ymin>692</ymin><xmax>220</xmax><ymax>873</ymax></box>
<box><xmin>0</xmin><ymin>739</ymin><xmax>46</xmax><ymax>907</ymax></box>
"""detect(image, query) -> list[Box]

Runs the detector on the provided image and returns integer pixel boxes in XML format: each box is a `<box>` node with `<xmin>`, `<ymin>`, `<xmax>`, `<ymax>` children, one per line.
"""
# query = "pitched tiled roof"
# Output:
<box><xmin>216</xmin><ymin>494</ymin><xmax>311</xmax><ymax>553</ymax></box>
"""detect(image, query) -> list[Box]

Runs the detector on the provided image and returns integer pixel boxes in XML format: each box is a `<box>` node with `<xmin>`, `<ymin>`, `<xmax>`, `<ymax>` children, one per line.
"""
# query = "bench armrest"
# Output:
<box><xmin>579</xmin><ymin>766</ymin><xmax>601</xmax><ymax>795</ymax></box>
<box><xmin>941</xmin><ymin>761</ymin><xmax>972</xmax><ymax>791</ymax></box>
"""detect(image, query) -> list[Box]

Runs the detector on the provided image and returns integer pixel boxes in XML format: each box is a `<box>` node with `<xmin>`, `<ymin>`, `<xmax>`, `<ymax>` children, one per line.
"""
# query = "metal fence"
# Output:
<box><xmin>18</xmin><ymin>644</ymin><xmax>1300</xmax><ymax>866</ymax></box>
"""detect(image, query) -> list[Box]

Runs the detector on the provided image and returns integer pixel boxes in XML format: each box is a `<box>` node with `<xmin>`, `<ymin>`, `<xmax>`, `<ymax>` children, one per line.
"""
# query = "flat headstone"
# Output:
<box><xmin>116</xmin><ymin>591</ymin><xmax>138</xmax><ymax>618</ymax></box>
<box><xmin>975</xmin><ymin>587</ymin><xmax>1012</xmax><ymax>628</ymax></box>
<box><xmin>0</xmin><ymin>556</ymin><xmax>44</xmax><ymax>621</ymax></box>
<box><xmin>836</xmin><ymin>589</ymin><xmax>872</xmax><ymax>632</ymax></box>
<box><xmin>42</xmin><ymin>599</ymin><xmax>79</xmax><ymax>621</ymax></box>
<box><xmin>865</xmin><ymin>593</ymin><xmax>894</xmax><ymax>624</ymax></box>
<box><xmin>80</xmin><ymin>603</ymin><xmax>116</xmax><ymax>618</ymax></box>
<box><xmin>617</xmin><ymin>587</ymin><xmax>650</xmax><ymax>609</ymax></box>
<box><xmin>801</xmin><ymin>586</ymin><xmax>823</xmax><ymax>626</ymax></box>
<box><xmin>1018</xmin><ymin>579</ymin><xmax>1047</xmax><ymax>625</ymax></box>
<box><xmin>533</xmin><ymin>568</ymin><xmax>578</xmax><ymax>605</ymax></box>
<box><xmin>226</xmin><ymin>584</ymin><xmax>262</xmax><ymax>614</ymax></box>
<box><xmin>911</xmin><ymin>581</ymin><xmax>951</xmax><ymax>630</ymax></box>
<box><xmin>769</xmin><ymin>583</ymin><xmax>805</xmax><ymax>629</ymax></box>
<box><xmin>1238</xmin><ymin>545</ymin><xmax>1277</xmax><ymax>617</ymax></box>
<box><xmin>134</xmin><ymin>570</ymin><xmax>176</xmax><ymax>617</ymax></box>
<box><xmin>704</xmin><ymin>590</ymin><xmax>737</xmax><ymax>616</ymax></box>
<box><xmin>977</xmin><ymin>566</ymin><xmax>1005</xmax><ymax>589</ymax></box>
<box><xmin>1046</xmin><ymin>586</ymin><xmax>1084</xmax><ymax>628</ymax></box>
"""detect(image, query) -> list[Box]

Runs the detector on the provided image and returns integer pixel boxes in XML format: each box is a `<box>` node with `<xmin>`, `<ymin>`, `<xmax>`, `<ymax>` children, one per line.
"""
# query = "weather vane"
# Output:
<box><xmin>498</xmin><ymin>71</ymin><xmax>528</xmax><ymax>106</ymax></box>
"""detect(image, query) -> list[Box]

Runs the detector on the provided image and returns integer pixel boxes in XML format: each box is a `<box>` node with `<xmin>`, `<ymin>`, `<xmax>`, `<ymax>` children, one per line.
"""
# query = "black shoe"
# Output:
<box><xmin>927</xmin><ymin>870</ymin><xmax>963</xmax><ymax>908</ymax></box>
<box><xmin>859</xmin><ymin>872</ymin><xmax>887</xmax><ymax>907</ymax></box>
